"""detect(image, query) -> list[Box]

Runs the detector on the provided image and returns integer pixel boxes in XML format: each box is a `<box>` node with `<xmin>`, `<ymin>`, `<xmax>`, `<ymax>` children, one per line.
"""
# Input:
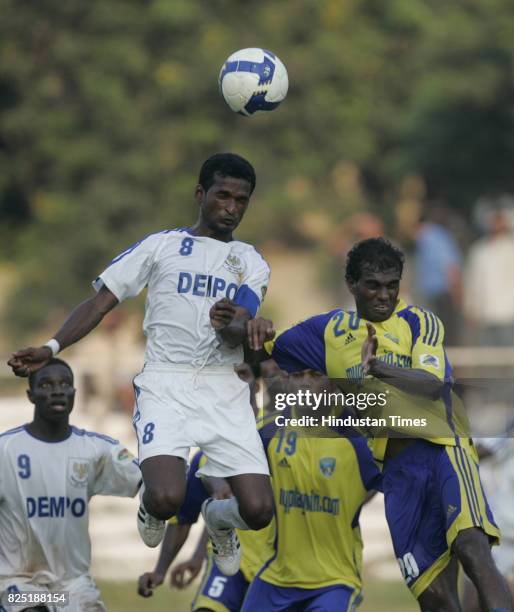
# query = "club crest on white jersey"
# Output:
<box><xmin>68</xmin><ymin>458</ymin><xmax>90</xmax><ymax>487</ymax></box>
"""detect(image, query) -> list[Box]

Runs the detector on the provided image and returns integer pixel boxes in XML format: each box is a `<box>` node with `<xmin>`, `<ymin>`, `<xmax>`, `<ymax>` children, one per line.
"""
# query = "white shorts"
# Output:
<box><xmin>0</xmin><ymin>572</ymin><xmax>105</xmax><ymax>612</ymax></box>
<box><xmin>132</xmin><ymin>364</ymin><xmax>269</xmax><ymax>478</ymax></box>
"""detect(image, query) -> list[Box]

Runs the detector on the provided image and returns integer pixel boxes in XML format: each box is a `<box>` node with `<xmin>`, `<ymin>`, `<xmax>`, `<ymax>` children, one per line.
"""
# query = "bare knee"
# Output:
<box><xmin>228</xmin><ymin>474</ymin><xmax>274</xmax><ymax>530</ymax></box>
<box><xmin>143</xmin><ymin>486</ymin><xmax>183</xmax><ymax>520</ymax></box>
<box><xmin>140</xmin><ymin>455</ymin><xmax>186</xmax><ymax>520</ymax></box>
<box><xmin>239</xmin><ymin>497</ymin><xmax>274</xmax><ymax>530</ymax></box>
<box><xmin>454</xmin><ymin>528</ymin><xmax>492</xmax><ymax>571</ymax></box>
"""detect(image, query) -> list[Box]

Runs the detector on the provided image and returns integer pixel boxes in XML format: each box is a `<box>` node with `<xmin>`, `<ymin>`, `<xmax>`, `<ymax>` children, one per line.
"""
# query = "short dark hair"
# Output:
<box><xmin>198</xmin><ymin>153</ymin><xmax>256</xmax><ymax>194</ymax></box>
<box><xmin>345</xmin><ymin>237</ymin><xmax>405</xmax><ymax>283</ymax></box>
<box><xmin>29</xmin><ymin>358</ymin><xmax>74</xmax><ymax>390</ymax></box>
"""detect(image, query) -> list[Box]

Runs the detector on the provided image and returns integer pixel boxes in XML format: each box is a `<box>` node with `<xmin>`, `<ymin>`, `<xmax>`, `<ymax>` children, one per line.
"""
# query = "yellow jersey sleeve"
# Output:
<box><xmin>263</xmin><ymin>310</ymin><xmax>340</xmax><ymax>373</ymax></box>
<box><xmin>410</xmin><ymin>307</ymin><xmax>449</xmax><ymax>381</ymax></box>
<box><xmin>263</xmin><ymin>337</ymin><xmax>275</xmax><ymax>356</ymax></box>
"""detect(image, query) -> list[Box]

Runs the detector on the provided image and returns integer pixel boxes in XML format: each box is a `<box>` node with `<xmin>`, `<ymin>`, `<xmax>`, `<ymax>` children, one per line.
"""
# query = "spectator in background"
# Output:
<box><xmin>414</xmin><ymin>206</ymin><xmax>463</xmax><ymax>346</ymax></box>
<box><xmin>464</xmin><ymin>204</ymin><xmax>514</xmax><ymax>346</ymax></box>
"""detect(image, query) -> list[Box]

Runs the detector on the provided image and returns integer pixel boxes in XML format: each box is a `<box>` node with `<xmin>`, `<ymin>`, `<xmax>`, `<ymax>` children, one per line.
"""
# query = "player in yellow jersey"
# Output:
<box><xmin>238</xmin><ymin>369</ymin><xmax>381</xmax><ymax>611</ymax></box>
<box><xmin>231</xmin><ymin>238</ymin><xmax>511</xmax><ymax>612</ymax></box>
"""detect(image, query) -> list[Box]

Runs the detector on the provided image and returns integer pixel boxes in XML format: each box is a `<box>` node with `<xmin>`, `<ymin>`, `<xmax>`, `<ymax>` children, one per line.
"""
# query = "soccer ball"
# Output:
<box><xmin>218</xmin><ymin>48</ymin><xmax>288</xmax><ymax>116</ymax></box>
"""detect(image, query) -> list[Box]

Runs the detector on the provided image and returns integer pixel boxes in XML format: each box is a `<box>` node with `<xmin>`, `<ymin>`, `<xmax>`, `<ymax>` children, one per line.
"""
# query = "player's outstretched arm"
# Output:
<box><xmin>362</xmin><ymin>322</ymin><xmax>444</xmax><ymax>399</ymax></box>
<box><xmin>137</xmin><ymin>522</ymin><xmax>192</xmax><ymax>597</ymax></box>
<box><xmin>170</xmin><ymin>528</ymin><xmax>209</xmax><ymax>589</ymax></box>
<box><xmin>8</xmin><ymin>286</ymin><xmax>118</xmax><ymax>377</ymax></box>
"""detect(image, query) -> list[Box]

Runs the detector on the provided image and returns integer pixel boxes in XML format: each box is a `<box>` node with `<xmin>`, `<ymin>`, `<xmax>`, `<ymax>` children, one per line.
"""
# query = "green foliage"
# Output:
<box><xmin>1</xmin><ymin>0</ymin><xmax>514</xmax><ymax>334</ymax></box>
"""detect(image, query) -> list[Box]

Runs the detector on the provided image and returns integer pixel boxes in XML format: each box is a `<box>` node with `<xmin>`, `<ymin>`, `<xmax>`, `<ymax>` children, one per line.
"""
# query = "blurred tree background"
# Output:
<box><xmin>1</xmin><ymin>0</ymin><xmax>514</xmax><ymax>337</ymax></box>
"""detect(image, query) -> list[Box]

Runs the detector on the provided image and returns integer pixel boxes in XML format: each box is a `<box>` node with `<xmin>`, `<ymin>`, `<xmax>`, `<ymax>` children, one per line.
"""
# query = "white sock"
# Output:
<box><xmin>204</xmin><ymin>497</ymin><xmax>250</xmax><ymax>530</ymax></box>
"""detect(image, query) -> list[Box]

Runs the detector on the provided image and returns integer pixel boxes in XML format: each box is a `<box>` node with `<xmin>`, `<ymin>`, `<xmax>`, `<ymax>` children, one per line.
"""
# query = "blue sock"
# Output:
<box><xmin>490</xmin><ymin>608</ymin><xmax>511</xmax><ymax>611</ymax></box>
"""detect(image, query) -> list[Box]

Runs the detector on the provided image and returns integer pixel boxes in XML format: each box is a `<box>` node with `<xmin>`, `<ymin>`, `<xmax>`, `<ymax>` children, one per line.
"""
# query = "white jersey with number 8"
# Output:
<box><xmin>93</xmin><ymin>229</ymin><xmax>270</xmax><ymax>368</ymax></box>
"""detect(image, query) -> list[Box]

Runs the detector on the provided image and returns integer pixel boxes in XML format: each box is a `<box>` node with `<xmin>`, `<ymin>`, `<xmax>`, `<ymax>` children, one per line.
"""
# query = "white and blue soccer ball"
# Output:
<box><xmin>218</xmin><ymin>48</ymin><xmax>289</xmax><ymax>116</ymax></box>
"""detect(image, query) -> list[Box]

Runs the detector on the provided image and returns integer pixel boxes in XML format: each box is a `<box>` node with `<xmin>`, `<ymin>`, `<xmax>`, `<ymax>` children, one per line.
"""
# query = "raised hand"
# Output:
<box><xmin>170</xmin><ymin>558</ymin><xmax>204</xmax><ymax>589</ymax></box>
<box><xmin>361</xmin><ymin>322</ymin><xmax>378</xmax><ymax>374</ymax></box>
<box><xmin>247</xmin><ymin>317</ymin><xmax>275</xmax><ymax>350</ymax></box>
<box><xmin>7</xmin><ymin>346</ymin><xmax>53</xmax><ymax>377</ymax></box>
<box><xmin>210</xmin><ymin>298</ymin><xmax>237</xmax><ymax>330</ymax></box>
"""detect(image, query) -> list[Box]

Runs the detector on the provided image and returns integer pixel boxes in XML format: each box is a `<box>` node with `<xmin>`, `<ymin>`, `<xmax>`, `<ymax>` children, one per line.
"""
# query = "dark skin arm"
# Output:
<box><xmin>362</xmin><ymin>322</ymin><xmax>444</xmax><ymax>399</ymax></box>
<box><xmin>210</xmin><ymin>298</ymin><xmax>252</xmax><ymax>348</ymax></box>
<box><xmin>210</xmin><ymin>299</ymin><xmax>275</xmax><ymax>351</ymax></box>
<box><xmin>170</xmin><ymin>528</ymin><xmax>209</xmax><ymax>589</ymax></box>
<box><xmin>137</xmin><ymin>522</ymin><xmax>191</xmax><ymax>597</ymax></box>
<box><xmin>8</xmin><ymin>286</ymin><xmax>118</xmax><ymax>377</ymax></box>
<box><xmin>243</xmin><ymin>316</ymin><xmax>276</xmax><ymax>365</ymax></box>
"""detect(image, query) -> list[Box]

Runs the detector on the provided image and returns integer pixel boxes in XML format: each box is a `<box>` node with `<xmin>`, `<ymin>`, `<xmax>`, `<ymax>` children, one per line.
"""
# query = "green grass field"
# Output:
<box><xmin>98</xmin><ymin>579</ymin><xmax>417</xmax><ymax>611</ymax></box>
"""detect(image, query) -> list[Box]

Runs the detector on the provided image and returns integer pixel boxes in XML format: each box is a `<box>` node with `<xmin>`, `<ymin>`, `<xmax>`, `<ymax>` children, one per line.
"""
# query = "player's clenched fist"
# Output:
<box><xmin>247</xmin><ymin>317</ymin><xmax>275</xmax><ymax>351</ymax></box>
<box><xmin>7</xmin><ymin>346</ymin><xmax>53</xmax><ymax>377</ymax></box>
<box><xmin>137</xmin><ymin>571</ymin><xmax>164</xmax><ymax>597</ymax></box>
<box><xmin>209</xmin><ymin>298</ymin><xmax>237</xmax><ymax>329</ymax></box>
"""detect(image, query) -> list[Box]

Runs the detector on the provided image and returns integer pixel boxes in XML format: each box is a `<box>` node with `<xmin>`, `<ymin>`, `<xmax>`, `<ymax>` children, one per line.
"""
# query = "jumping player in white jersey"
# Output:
<box><xmin>0</xmin><ymin>358</ymin><xmax>141</xmax><ymax>612</ymax></box>
<box><xmin>8</xmin><ymin>153</ymin><xmax>275</xmax><ymax>576</ymax></box>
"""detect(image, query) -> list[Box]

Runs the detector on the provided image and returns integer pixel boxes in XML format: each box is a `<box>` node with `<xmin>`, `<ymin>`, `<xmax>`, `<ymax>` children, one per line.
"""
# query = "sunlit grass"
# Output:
<box><xmin>97</xmin><ymin>578</ymin><xmax>417</xmax><ymax>612</ymax></box>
